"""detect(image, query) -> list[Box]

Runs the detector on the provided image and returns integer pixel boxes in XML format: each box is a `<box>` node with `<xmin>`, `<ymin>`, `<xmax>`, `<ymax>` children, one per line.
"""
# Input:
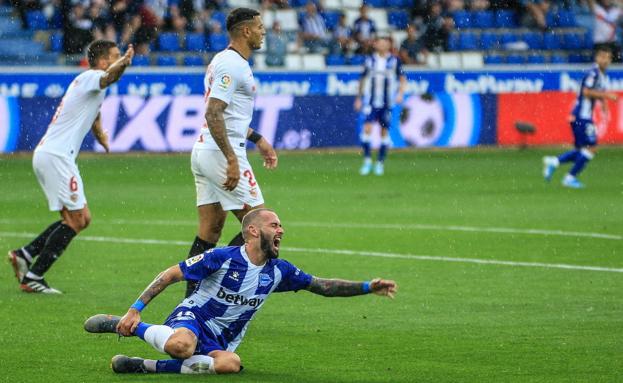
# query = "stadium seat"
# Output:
<box><xmin>453</xmin><ymin>10</ymin><xmax>471</xmax><ymax>29</ymax></box>
<box><xmin>506</xmin><ymin>54</ymin><xmax>525</xmax><ymax>64</ymax></box>
<box><xmin>326</xmin><ymin>54</ymin><xmax>347</xmax><ymax>66</ymax></box>
<box><xmin>550</xmin><ymin>53</ymin><xmax>567</xmax><ymax>63</ymax></box>
<box><xmin>543</xmin><ymin>31</ymin><xmax>561</xmax><ymax>50</ymax></box>
<box><xmin>211</xmin><ymin>11</ymin><xmax>227</xmax><ymax>30</ymax></box>
<box><xmin>208</xmin><ymin>33</ymin><xmax>229</xmax><ymax>52</ymax></box>
<box><xmin>132</xmin><ymin>55</ymin><xmax>151</xmax><ymax>66</ymax></box>
<box><xmin>583</xmin><ymin>30</ymin><xmax>594</xmax><ymax>49</ymax></box>
<box><xmin>527</xmin><ymin>54</ymin><xmax>546</xmax><ymax>64</ymax></box>
<box><xmin>49</xmin><ymin>33</ymin><xmax>63</xmax><ymax>52</ymax></box>
<box><xmin>388</xmin><ymin>10</ymin><xmax>409</xmax><ymax>29</ymax></box>
<box><xmin>289</xmin><ymin>0</ymin><xmax>308</xmax><ymax>6</ymax></box>
<box><xmin>386</xmin><ymin>0</ymin><xmax>406</xmax><ymax>6</ymax></box>
<box><xmin>568</xmin><ymin>52</ymin><xmax>584</xmax><ymax>63</ymax></box>
<box><xmin>484</xmin><ymin>54</ymin><xmax>503</xmax><ymax>64</ymax></box>
<box><xmin>495</xmin><ymin>10</ymin><xmax>517</xmax><ymax>28</ymax></box>
<box><xmin>368</xmin><ymin>8</ymin><xmax>389</xmax><ymax>31</ymax></box>
<box><xmin>322</xmin><ymin>11</ymin><xmax>341</xmax><ymax>31</ymax></box>
<box><xmin>563</xmin><ymin>32</ymin><xmax>582</xmax><ymax>50</ymax></box>
<box><xmin>473</xmin><ymin>11</ymin><xmax>494</xmax><ymax>29</ymax></box>
<box><xmin>26</xmin><ymin>10</ymin><xmax>47</xmax><ymax>30</ymax></box>
<box><xmin>480</xmin><ymin>31</ymin><xmax>498</xmax><ymax>50</ymax></box>
<box><xmin>365</xmin><ymin>0</ymin><xmax>386</xmax><ymax>7</ymax></box>
<box><xmin>158</xmin><ymin>33</ymin><xmax>180</xmax><ymax>52</ymax></box>
<box><xmin>323</xmin><ymin>0</ymin><xmax>342</xmax><ymax>8</ymax></box>
<box><xmin>157</xmin><ymin>55</ymin><xmax>177</xmax><ymax>66</ymax></box>
<box><xmin>555</xmin><ymin>10</ymin><xmax>576</xmax><ymax>28</ymax></box>
<box><xmin>183</xmin><ymin>55</ymin><xmax>204</xmax><ymax>66</ymax></box>
<box><xmin>447</xmin><ymin>33</ymin><xmax>460</xmax><ymax>51</ymax></box>
<box><xmin>349</xmin><ymin>54</ymin><xmax>366</xmax><ymax>65</ymax></box>
<box><xmin>459</xmin><ymin>32</ymin><xmax>479</xmax><ymax>51</ymax></box>
<box><xmin>186</xmin><ymin>33</ymin><xmax>206</xmax><ymax>52</ymax></box>
<box><xmin>523</xmin><ymin>32</ymin><xmax>543</xmax><ymax>50</ymax></box>
<box><xmin>500</xmin><ymin>31</ymin><xmax>518</xmax><ymax>46</ymax></box>
<box><xmin>275</xmin><ymin>9</ymin><xmax>299</xmax><ymax>31</ymax></box>
<box><xmin>303</xmin><ymin>54</ymin><xmax>326</xmax><ymax>69</ymax></box>
<box><xmin>285</xmin><ymin>54</ymin><xmax>302</xmax><ymax>69</ymax></box>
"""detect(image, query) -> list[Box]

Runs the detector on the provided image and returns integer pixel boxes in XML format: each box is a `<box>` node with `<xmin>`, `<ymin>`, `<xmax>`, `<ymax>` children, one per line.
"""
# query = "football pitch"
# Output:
<box><xmin>1</xmin><ymin>147</ymin><xmax>621</xmax><ymax>382</ymax></box>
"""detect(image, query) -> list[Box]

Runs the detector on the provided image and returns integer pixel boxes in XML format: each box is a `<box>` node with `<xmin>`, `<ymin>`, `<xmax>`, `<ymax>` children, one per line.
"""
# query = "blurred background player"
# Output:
<box><xmin>186</xmin><ymin>8</ymin><xmax>278</xmax><ymax>297</ymax></box>
<box><xmin>354</xmin><ymin>36</ymin><xmax>406</xmax><ymax>176</ymax></box>
<box><xmin>543</xmin><ymin>46</ymin><xmax>618</xmax><ymax>188</ymax></box>
<box><xmin>7</xmin><ymin>40</ymin><xmax>134</xmax><ymax>294</ymax></box>
<box><xmin>84</xmin><ymin>209</ymin><xmax>398</xmax><ymax>375</ymax></box>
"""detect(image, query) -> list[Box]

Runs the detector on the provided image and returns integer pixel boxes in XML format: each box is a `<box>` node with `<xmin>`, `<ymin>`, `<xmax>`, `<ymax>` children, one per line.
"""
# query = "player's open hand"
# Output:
<box><xmin>257</xmin><ymin>138</ymin><xmax>278</xmax><ymax>169</ymax></box>
<box><xmin>370</xmin><ymin>278</ymin><xmax>398</xmax><ymax>299</ymax></box>
<box><xmin>224</xmin><ymin>158</ymin><xmax>240</xmax><ymax>191</ymax></box>
<box><xmin>117</xmin><ymin>309</ymin><xmax>141</xmax><ymax>337</ymax></box>
<box><xmin>123</xmin><ymin>44</ymin><xmax>135</xmax><ymax>66</ymax></box>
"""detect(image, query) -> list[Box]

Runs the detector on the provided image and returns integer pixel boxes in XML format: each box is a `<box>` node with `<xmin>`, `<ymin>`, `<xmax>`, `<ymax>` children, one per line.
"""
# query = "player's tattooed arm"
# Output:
<box><xmin>135</xmin><ymin>265</ymin><xmax>185</xmax><ymax>306</ymax></box>
<box><xmin>206</xmin><ymin>98</ymin><xmax>240</xmax><ymax>190</ymax></box>
<box><xmin>99</xmin><ymin>44</ymin><xmax>134</xmax><ymax>89</ymax></box>
<box><xmin>307</xmin><ymin>277</ymin><xmax>368</xmax><ymax>297</ymax></box>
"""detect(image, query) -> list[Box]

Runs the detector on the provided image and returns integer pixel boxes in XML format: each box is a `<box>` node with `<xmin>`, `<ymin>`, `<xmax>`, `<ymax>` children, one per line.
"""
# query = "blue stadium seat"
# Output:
<box><xmin>49</xmin><ymin>9</ymin><xmax>63</xmax><ymax>29</ymax></box>
<box><xmin>209</xmin><ymin>33</ymin><xmax>229</xmax><ymax>51</ymax></box>
<box><xmin>158</xmin><ymin>32</ymin><xmax>180</xmax><ymax>52</ymax></box>
<box><xmin>184</xmin><ymin>55</ymin><xmax>204</xmax><ymax>66</ymax></box>
<box><xmin>349</xmin><ymin>54</ymin><xmax>366</xmax><ymax>65</ymax></box>
<box><xmin>386</xmin><ymin>0</ymin><xmax>406</xmax><ymax>6</ymax></box>
<box><xmin>453</xmin><ymin>10</ymin><xmax>471</xmax><ymax>29</ymax></box>
<box><xmin>388</xmin><ymin>10</ymin><xmax>409</xmax><ymax>29</ymax></box>
<box><xmin>484</xmin><ymin>54</ymin><xmax>503</xmax><ymax>64</ymax></box>
<box><xmin>157</xmin><ymin>56</ymin><xmax>177</xmax><ymax>66</ymax></box>
<box><xmin>447</xmin><ymin>33</ymin><xmax>460</xmax><ymax>51</ymax></box>
<box><xmin>473</xmin><ymin>11</ymin><xmax>494</xmax><ymax>28</ymax></box>
<box><xmin>323</xmin><ymin>11</ymin><xmax>341</xmax><ymax>31</ymax></box>
<box><xmin>583</xmin><ymin>30</ymin><xmax>594</xmax><ymax>49</ymax></box>
<box><xmin>132</xmin><ymin>55</ymin><xmax>151</xmax><ymax>66</ymax></box>
<box><xmin>500</xmin><ymin>31</ymin><xmax>518</xmax><ymax>46</ymax></box>
<box><xmin>326</xmin><ymin>54</ymin><xmax>346</xmax><ymax>66</ymax></box>
<box><xmin>364</xmin><ymin>0</ymin><xmax>386</xmax><ymax>7</ymax></box>
<box><xmin>480</xmin><ymin>31</ymin><xmax>498</xmax><ymax>50</ymax></box>
<box><xmin>506</xmin><ymin>54</ymin><xmax>525</xmax><ymax>64</ymax></box>
<box><xmin>289</xmin><ymin>0</ymin><xmax>308</xmax><ymax>6</ymax></box>
<box><xmin>459</xmin><ymin>32</ymin><xmax>479</xmax><ymax>50</ymax></box>
<box><xmin>550</xmin><ymin>54</ymin><xmax>567</xmax><ymax>63</ymax></box>
<box><xmin>543</xmin><ymin>31</ymin><xmax>561</xmax><ymax>50</ymax></box>
<box><xmin>26</xmin><ymin>10</ymin><xmax>47</xmax><ymax>30</ymax></box>
<box><xmin>568</xmin><ymin>53</ymin><xmax>584</xmax><ymax>63</ymax></box>
<box><xmin>186</xmin><ymin>33</ymin><xmax>206</xmax><ymax>52</ymax></box>
<box><xmin>49</xmin><ymin>33</ymin><xmax>63</xmax><ymax>52</ymax></box>
<box><xmin>563</xmin><ymin>32</ymin><xmax>582</xmax><ymax>50</ymax></box>
<box><xmin>495</xmin><ymin>10</ymin><xmax>517</xmax><ymax>28</ymax></box>
<box><xmin>523</xmin><ymin>32</ymin><xmax>543</xmax><ymax>49</ymax></box>
<box><xmin>555</xmin><ymin>10</ymin><xmax>577</xmax><ymax>27</ymax></box>
<box><xmin>527</xmin><ymin>54</ymin><xmax>546</xmax><ymax>64</ymax></box>
<box><xmin>211</xmin><ymin>11</ymin><xmax>227</xmax><ymax>30</ymax></box>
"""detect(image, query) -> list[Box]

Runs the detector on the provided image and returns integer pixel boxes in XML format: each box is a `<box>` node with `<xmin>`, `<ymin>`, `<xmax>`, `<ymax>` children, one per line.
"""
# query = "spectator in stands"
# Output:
<box><xmin>353</xmin><ymin>4</ymin><xmax>376</xmax><ymax>54</ymax></box>
<box><xmin>261</xmin><ymin>0</ymin><xmax>290</xmax><ymax>9</ymax></box>
<box><xmin>399</xmin><ymin>24</ymin><xmax>425</xmax><ymax>65</ymax></box>
<box><xmin>470</xmin><ymin>0</ymin><xmax>491</xmax><ymax>11</ymax></box>
<box><xmin>265</xmin><ymin>20</ymin><xmax>287</xmax><ymax>66</ymax></box>
<box><xmin>9</xmin><ymin>0</ymin><xmax>40</xmax><ymax>29</ymax></box>
<box><xmin>127</xmin><ymin>1</ymin><xmax>165</xmax><ymax>55</ymax></box>
<box><xmin>445</xmin><ymin>0</ymin><xmax>466</xmax><ymax>12</ymax></box>
<box><xmin>521</xmin><ymin>0</ymin><xmax>551</xmax><ymax>30</ymax></box>
<box><xmin>300</xmin><ymin>1</ymin><xmax>330</xmax><ymax>53</ymax></box>
<box><xmin>420</xmin><ymin>2</ymin><xmax>454</xmax><ymax>53</ymax></box>
<box><xmin>63</xmin><ymin>2</ymin><xmax>93</xmax><ymax>54</ymax></box>
<box><xmin>330</xmin><ymin>12</ymin><xmax>353</xmax><ymax>55</ymax></box>
<box><xmin>89</xmin><ymin>0</ymin><xmax>116</xmax><ymax>42</ymax></box>
<box><xmin>589</xmin><ymin>0</ymin><xmax>622</xmax><ymax>61</ymax></box>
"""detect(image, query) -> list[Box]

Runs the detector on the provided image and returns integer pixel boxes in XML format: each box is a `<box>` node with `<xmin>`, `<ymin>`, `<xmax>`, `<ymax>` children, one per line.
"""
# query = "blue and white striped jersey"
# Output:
<box><xmin>571</xmin><ymin>65</ymin><xmax>607</xmax><ymax>122</ymax></box>
<box><xmin>177</xmin><ymin>246</ymin><xmax>312</xmax><ymax>351</ymax></box>
<box><xmin>361</xmin><ymin>53</ymin><xmax>404</xmax><ymax>109</ymax></box>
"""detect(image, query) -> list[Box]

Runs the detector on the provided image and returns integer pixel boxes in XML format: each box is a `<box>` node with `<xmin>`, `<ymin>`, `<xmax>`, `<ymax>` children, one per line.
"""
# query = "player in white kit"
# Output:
<box><xmin>84</xmin><ymin>209</ymin><xmax>398</xmax><ymax>375</ymax></box>
<box><xmin>186</xmin><ymin>8</ymin><xmax>278</xmax><ymax>297</ymax></box>
<box><xmin>7</xmin><ymin>40</ymin><xmax>134</xmax><ymax>294</ymax></box>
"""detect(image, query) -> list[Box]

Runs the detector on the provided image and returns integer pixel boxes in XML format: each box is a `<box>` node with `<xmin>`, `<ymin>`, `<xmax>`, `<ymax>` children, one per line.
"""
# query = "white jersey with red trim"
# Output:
<box><xmin>195</xmin><ymin>48</ymin><xmax>256</xmax><ymax>155</ymax></box>
<box><xmin>35</xmin><ymin>69</ymin><xmax>106</xmax><ymax>160</ymax></box>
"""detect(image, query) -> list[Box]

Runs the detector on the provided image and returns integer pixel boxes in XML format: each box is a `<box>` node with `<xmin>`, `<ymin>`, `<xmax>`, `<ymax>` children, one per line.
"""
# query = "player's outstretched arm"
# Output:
<box><xmin>206</xmin><ymin>98</ymin><xmax>239</xmax><ymax>191</ymax></box>
<box><xmin>91</xmin><ymin>113</ymin><xmax>109</xmax><ymax>152</ymax></box>
<box><xmin>99</xmin><ymin>44</ymin><xmax>134</xmax><ymax>89</ymax></box>
<box><xmin>116</xmin><ymin>265</ymin><xmax>184</xmax><ymax>336</ymax></box>
<box><xmin>307</xmin><ymin>277</ymin><xmax>397</xmax><ymax>298</ymax></box>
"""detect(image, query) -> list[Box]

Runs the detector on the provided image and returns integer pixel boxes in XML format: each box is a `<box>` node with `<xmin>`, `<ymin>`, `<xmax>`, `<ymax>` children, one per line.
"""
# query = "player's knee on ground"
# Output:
<box><xmin>164</xmin><ymin>334</ymin><xmax>197</xmax><ymax>359</ymax></box>
<box><xmin>213</xmin><ymin>352</ymin><xmax>241</xmax><ymax>374</ymax></box>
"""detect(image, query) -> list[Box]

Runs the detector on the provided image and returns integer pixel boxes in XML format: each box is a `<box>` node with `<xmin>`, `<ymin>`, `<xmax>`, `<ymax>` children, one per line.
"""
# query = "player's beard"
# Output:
<box><xmin>260</xmin><ymin>230</ymin><xmax>279</xmax><ymax>259</ymax></box>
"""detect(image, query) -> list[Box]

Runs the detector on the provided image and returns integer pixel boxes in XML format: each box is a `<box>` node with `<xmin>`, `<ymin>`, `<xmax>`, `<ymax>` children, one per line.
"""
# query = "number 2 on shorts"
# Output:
<box><xmin>243</xmin><ymin>170</ymin><xmax>257</xmax><ymax>187</ymax></box>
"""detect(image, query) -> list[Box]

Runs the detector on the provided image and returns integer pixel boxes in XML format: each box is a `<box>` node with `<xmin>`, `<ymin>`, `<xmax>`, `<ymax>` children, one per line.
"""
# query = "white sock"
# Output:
<box><xmin>25</xmin><ymin>271</ymin><xmax>43</xmax><ymax>280</ymax></box>
<box><xmin>143</xmin><ymin>359</ymin><xmax>157</xmax><ymax>372</ymax></box>
<box><xmin>564</xmin><ymin>174</ymin><xmax>576</xmax><ymax>182</ymax></box>
<box><xmin>180</xmin><ymin>355</ymin><xmax>216</xmax><ymax>374</ymax></box>
<box><xmin>144</xmin><ymin>325</ymin><xmax>175</xmax><ymax>354</ymax></box>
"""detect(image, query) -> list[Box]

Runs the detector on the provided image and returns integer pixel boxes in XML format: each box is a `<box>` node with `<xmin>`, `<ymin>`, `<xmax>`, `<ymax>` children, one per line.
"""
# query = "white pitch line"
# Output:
<box><xmin>1</xmin><ymin>231</ymin><xmax>621</xmax><ymax>274</ymax></box>
<box><xmin>0</xmin><ymin>218</ymin><xmax>620</xmax><ymax>241</ymax></box>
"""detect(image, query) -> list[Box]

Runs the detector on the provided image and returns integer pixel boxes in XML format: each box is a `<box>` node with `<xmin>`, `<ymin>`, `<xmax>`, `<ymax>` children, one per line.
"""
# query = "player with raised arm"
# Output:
<box><xmin>185</xmin><ymin>8</ymin><xmax>278</xmax><ymax>297</ymax></box>
<box><xmin>354</xmin><ymin>36</ymin><xmax>406</xmax><ymax>176</ymax></box>
<box><xmin>84</xmin><ymin>209</ymin><xmax>397</xmax><ymax>375</ymax></box>
<box><xmin>543</xmin><ymin>46</ymin><xmax>618</xmax><ymax>188</ymax></box>
<box><xmin>7</xmin><ymin>40</ymin><xmax>134</xmax><ymax>293</ymax></box>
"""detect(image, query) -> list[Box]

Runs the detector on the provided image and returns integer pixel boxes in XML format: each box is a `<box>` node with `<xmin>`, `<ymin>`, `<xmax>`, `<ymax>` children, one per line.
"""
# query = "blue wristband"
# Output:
<box><xmin>362</xmin><ymin>281</ymin><xmax>371</xmax><ymax>294</ymax></box>
<box><xmin>130</xmin><ymin>300</ymin><xmax>145</xmax><ymax>312</ymax></box>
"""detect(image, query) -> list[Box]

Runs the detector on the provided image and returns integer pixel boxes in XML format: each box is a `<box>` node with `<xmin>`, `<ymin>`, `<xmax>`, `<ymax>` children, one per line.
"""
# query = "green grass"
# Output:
<box><xmin>0</xmin><ymin>147</ymin><xmax>622</xmax><ymax>383</ymax></box>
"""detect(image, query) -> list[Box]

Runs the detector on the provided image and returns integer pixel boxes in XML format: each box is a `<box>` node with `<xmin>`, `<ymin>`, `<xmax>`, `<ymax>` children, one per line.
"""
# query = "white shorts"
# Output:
<box><xmin>32</xmin><ymin>151</ymin><xmax>86</xmax><ymax>211</ymax></box>
<box><xmin>191</xmin><ymin>148</ymin><xmax>264</xmax><ymax>211</ymax></box>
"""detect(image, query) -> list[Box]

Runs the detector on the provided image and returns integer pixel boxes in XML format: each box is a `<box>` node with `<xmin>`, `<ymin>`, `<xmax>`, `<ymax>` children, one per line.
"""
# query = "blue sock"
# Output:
<box><xmin>156</xmin><ymin>359</ymin><xmax>183</xmax><ymax>373</ymax></box>
<box><xmin>362</xmin><ymin>142</ymin><xmax>371</xmax><ymax>158</ymax></box>
<box><xmin>570</xmin><ymin>153</ymin><xmax>590</xmax><ymax>176</ymax></box>
<box><xmin>134</xmin><ymin>322</ymin><xmax>153</xmax><ymax>340</ymax></box>
<box><xmin>378</xmin><ymin>144</ymin><xmax>388</xmax><ymax>163</ymax></box>
<box><xmin>558</xmin><ymin>150</ymin><xmax>578</xmax><ymax>164</ymax></box>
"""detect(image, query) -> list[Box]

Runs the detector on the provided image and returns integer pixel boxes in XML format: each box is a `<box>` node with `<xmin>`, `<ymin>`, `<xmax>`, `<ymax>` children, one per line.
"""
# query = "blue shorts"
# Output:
<box><xmin>364</xmin><ymin>107</ymin><xmax>390</xmax><ymax>129</ymax></box>
<box><xmin>571</xmin><ymin>120</ymin><xmax>597</xmax><ymax>148</ymax></box>
<box><xmin>163</xmin><ymin>307</ymin><xmax>225</xmax><ymax>355</ymax></box>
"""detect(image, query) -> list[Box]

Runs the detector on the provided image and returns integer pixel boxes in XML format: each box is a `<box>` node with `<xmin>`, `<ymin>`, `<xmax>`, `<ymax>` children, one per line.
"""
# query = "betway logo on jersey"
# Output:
<box><xmin>216</xmin><ymin>287</ymin><xmax>264</xmax><ymax>308</ymax></box>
